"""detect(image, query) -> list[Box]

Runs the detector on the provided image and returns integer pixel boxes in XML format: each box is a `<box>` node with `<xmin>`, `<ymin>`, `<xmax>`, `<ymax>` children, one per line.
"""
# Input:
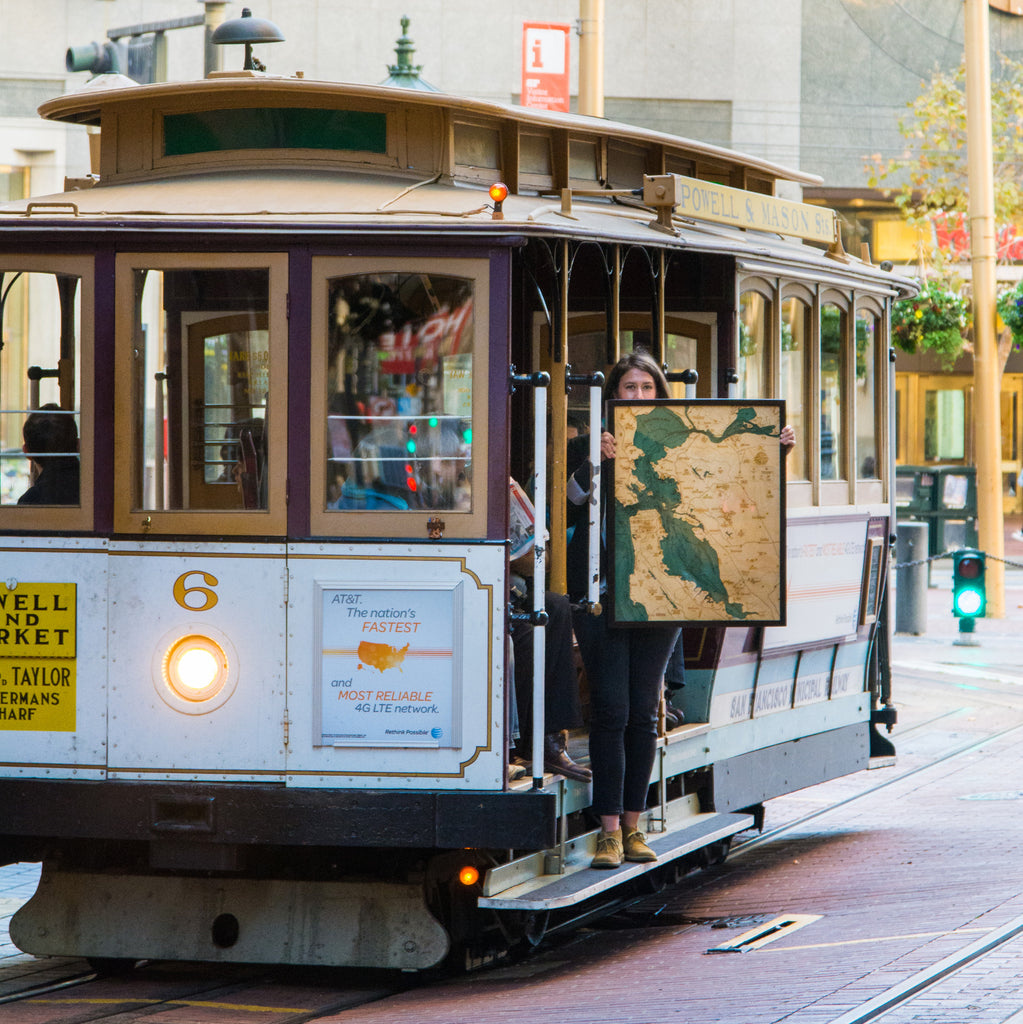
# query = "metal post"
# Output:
<box><xmin>202</xmin><ymin>1</ymin><xmax>228</xmax><ymax>77</ymax></box>
<box><xmin>964</xmin><ymin>0</ymin><xmax>1005</xmax><ymax>616</ymax></box>
<box><xmin>531</xmin><ymin>385</ymin><xmax>547</xmax><ymax>790</ymax></box>
<box><xmin>578</xmin><ymin>0</ymin><xmax>604</xmax><ymax>117</ymax></box>
<box><xmin>154</xmin><ymin>371</ymin><xmax>167</xmax><ymax>510</ymax></box>
<box><xmin>895</xmin><ymin>521</ymin><xmax>929</xmax><ymax>635</ymax></box>
<box><xmin>586</xmin><ymin>385</ymin><xmax>602</xmax><ymax>608</ymax></box>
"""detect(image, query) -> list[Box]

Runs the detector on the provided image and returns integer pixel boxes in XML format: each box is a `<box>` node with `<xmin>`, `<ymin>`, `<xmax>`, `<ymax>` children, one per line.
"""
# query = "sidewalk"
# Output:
<box><xmin>894</xmin><ymin>511</ymin><xmax>1023</xmax><ymax>648</ymax></box>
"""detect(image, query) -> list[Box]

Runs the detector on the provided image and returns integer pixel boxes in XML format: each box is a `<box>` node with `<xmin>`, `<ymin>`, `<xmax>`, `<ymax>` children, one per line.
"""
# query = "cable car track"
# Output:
<box><xmin>0</xmin><ymin>967</ymin><xmax>98</xmax><ymax>1005</ymax></box>
<box><xmin>825</xmin><ymin>913</ymin><xmax>1023</xmax><ymax>1024</ymax></box>
<box><xmin>0</xmin><ymin>962</ymin><xmax>410</xmax><ymax>1022</ymax></box>
<box><xmin>732</xmin><ymin>718</ymin><xmax>1023</xmax><ymax>857</ymax></box>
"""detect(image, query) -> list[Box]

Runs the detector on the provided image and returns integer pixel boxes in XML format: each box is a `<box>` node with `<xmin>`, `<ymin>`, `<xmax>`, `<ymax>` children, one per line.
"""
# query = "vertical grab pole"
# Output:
<box><xmin>510</xmin><ymin>366</ymin><xmax>552</xmax><ymax>791</ymax></box>
<box><xmin>587</xmin><ymin>385</ymin><xmax>602</xmax><ymax>608</ymax></box>
<box><xmin>154</xmin><ymin>370</ymin><xmax>167</xmax><ymax>510</ymax></box>
<box><xmin>531</xmin><ymin>383</ymin><xmax>548</xmax><ymax>790</ymax></box>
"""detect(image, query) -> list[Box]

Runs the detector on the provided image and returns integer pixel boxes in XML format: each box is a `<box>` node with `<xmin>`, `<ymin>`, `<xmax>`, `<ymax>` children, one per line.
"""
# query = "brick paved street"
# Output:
<box><xmin>2</xmin><ymin>528</ymin><xmax>1022</xmax><ymax>1022</ymax></box>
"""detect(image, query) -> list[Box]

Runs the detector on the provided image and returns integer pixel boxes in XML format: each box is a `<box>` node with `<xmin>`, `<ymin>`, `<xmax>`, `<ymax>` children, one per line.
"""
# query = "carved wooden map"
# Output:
<box><xmin>608</xmin><ymin>400</ymin><xmax>785</xmax><ymax>626</ymax></box>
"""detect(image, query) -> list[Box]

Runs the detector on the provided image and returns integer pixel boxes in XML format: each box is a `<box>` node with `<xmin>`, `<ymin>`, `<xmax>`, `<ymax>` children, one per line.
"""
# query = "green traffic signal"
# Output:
<box><xmin>951</xmin><ymin>548</ymin><xmax>986</xmax><ymax>618</ymax></box>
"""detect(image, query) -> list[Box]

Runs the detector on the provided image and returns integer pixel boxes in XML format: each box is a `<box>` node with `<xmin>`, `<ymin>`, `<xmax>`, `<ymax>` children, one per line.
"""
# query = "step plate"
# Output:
<box><xmin>479</xmin><ymin>811</ymin><xmax>753</xmax><ymax>911</ymax></box>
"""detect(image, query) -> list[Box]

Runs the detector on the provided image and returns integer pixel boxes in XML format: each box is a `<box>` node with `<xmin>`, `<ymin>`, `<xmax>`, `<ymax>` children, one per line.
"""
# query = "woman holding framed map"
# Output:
<box><xmin>567</xmin><ymin>352</ymin><xmax>681</xmax><ymax>870</ymax></box>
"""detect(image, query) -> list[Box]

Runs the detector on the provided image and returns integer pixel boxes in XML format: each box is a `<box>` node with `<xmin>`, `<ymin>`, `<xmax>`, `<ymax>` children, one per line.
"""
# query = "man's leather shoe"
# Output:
<box><xmin>664</xmin><ymin>704</ymin><xmax>685</xmax><ymax>730</ymax></box>
<box><xmin>543</xmin><ymin>731</ymin><xmax>592</xmax><ymax>782</ymax></box>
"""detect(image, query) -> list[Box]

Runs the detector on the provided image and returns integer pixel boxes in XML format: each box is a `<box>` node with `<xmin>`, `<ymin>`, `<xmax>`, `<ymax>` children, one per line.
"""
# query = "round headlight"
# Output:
<box><xmin>163</xmin><ymin>634</ymin><xmax>229</xmax><ymax>703</ymax></box>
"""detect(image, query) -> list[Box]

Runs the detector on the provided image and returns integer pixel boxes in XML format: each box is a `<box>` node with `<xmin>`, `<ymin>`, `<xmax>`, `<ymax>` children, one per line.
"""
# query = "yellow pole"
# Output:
<box><xmin>550</xmin><ymin>242</ymin><xmax>570</xmax><ymax>594</ymax></box>
<box><xmin>578</xmin><ymin>0</ymin><xmax>604</xmax><ymax>118</ymax></box>
<box><xmin>964</xmin><ymin>0</ymin><xmax>1005</xmax><ymax>616</ymax></box>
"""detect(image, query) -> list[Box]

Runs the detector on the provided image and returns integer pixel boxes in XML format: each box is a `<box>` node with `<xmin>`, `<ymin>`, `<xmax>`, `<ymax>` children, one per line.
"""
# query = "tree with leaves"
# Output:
<box><xmin>866</xmin><ymin>55</ymin><xmax>1023</xmax><ymax>370</ymax></box>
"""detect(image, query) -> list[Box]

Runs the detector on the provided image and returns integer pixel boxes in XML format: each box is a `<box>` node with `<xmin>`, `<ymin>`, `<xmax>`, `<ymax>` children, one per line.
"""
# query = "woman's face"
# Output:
<box><xmin>615</xmin><ymin>368</ymin><xmax>658</xmax><ymax>401</ymax></box>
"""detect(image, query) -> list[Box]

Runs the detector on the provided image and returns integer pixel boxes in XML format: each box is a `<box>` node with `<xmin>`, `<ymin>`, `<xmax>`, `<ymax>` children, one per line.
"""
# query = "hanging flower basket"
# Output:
<box><xmin>891</xmin><ymin>281</ymin><xmax>969</xmax><ymax>369</ymax></box>
<box><xmin>996</xmin><ymin>280</ymin><xmax>1023</xmax><ymax>349</ymax></box>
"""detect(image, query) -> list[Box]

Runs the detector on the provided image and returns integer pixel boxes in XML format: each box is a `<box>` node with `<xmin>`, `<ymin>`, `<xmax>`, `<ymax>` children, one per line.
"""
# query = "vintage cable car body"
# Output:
<box><xmin>0</xmin><ymin>69</ymin><xmax>912</xmax><ymax>969</ymax></box>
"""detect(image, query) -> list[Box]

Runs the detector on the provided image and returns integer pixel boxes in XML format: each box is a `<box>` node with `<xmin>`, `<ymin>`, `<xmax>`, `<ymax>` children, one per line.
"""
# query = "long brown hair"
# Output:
<box><xmin>603</xmin><ymin>350</ymin><xmax>671</xmax><ymax>402</ymax></box>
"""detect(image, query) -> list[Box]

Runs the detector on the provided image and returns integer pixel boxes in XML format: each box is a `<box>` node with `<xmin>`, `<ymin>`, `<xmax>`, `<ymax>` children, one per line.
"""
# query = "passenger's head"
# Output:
<box><xmin>604</xmin><ymin>350</ymin><xmax>670</xmax><ymax>403</ymax></box>
<box><xmin>22</xmin><ymin>404</ymin><xmax>79</xmax><ymax>460</ymax></box>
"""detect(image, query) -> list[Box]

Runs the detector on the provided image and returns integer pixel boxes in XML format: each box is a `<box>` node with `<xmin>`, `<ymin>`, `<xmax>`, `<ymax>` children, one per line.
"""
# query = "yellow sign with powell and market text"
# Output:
<box><xmin>0</xmin><ymin>582</ymin><xmax>77</xmax><ymax>731</ymax></box>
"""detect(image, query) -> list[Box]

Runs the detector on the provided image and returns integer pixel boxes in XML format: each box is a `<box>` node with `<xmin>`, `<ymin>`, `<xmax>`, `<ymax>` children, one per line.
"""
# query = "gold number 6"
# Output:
<box><xmin>172</xmin><ymin>570</ymin><xmax>220</xmax><ymax>611</ymax></box>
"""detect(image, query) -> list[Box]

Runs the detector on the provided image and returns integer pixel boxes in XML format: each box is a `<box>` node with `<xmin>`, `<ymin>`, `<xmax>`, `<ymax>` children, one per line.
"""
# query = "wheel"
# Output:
<box><xmin>520</xmin><ymin>910</ymin><xmax>550</xmax><ymax>949</ymax></box>
<box><xmin>495</xmin><ymin>908</ymin><xmax>550</xmax><ymax>954</ymax></box>
<box><xmin>87</xmin><ymin>957</ymin><xmax>137</xmax><ymax>975</ymax></box>
<box><xmin>701</xmin><ymin>839</ymin><xmax>731</xmax><ymax>867</ymax></box>
<box><xmin>638</xmin><ymin>864</ymin><xmax>670</xmax><ymax>894</ymax></box>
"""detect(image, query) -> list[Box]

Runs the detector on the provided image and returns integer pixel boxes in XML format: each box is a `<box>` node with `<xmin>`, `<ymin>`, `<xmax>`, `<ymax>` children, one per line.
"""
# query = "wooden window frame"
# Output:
<box><xmin>113</xmin><ymin>252</ymin><xmax>289</xmax><ymax>536</ymax></box>
<box><xmin>0</xmin><ymin>255</ymin><xmax>95</xmax><ymax>533</ymax></box>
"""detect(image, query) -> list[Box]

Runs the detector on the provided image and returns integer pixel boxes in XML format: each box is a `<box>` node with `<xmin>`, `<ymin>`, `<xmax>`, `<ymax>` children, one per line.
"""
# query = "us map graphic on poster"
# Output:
<box><xmin>319</xmin><ymin>586</ymin><xmax>457</xmax><ymax>746</ymax></box>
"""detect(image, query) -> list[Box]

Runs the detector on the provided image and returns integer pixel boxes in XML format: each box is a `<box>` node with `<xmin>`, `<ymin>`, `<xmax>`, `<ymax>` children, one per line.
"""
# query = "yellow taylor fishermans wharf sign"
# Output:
<box><xmin>643</xmin><ymin>174</ymin><xmax>838</xmax><ymax>245</ymax></box>
<box><xmin>0</xmin><ymin>582</ymin><xmax>77</xmax><ymax>731</ymax></box>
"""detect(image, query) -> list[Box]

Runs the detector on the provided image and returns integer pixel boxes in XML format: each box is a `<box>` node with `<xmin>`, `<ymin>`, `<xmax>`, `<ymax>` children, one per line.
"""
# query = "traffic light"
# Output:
<box><xmin>952</xmin><ymin>548</ymin><xmax>986</xmax><ymax>619</ymax></box>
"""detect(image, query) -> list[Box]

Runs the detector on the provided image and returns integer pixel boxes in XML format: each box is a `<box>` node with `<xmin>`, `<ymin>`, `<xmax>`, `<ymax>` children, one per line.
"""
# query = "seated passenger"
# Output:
<box><xmin>18</xmin><ymin>404</ymin><xmax>80</xmax><ymax>506</ymax></box>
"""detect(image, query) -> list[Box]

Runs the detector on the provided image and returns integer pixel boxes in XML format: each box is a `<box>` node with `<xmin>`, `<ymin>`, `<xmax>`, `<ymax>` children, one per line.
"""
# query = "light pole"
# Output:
<box><xmin>578</xmin><ymin>0</ymin><xmax>604</xmax><ymax>117</ymax></box>
<box><xmin>964</xmin><ymin>0</ymin><xmax>1005</xmax><ymax>617</ymax></box>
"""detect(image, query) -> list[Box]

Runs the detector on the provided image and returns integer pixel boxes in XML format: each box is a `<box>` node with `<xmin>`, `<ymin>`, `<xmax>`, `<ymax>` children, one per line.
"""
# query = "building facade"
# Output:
<box><xmin>3</xmin><ymin>0</ymin><xmax>1023</xmax><ymax>505</ymax></box>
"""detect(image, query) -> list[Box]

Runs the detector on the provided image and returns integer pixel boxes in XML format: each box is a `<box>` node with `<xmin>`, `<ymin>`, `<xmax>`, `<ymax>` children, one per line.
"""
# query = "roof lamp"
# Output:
<box><xmin>489</xmin><ymin>181</ymin><xmax>509</xmax><ymax>220</ymax></box>
<box><xmin>211</xmin><ymin>7</ymin><xmax>285</xmax><ymax>72</ymax></box>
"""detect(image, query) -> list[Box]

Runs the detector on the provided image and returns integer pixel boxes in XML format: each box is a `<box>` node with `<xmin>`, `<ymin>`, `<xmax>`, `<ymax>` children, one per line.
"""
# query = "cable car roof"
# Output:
<box><xmin>3</xmin><ymin>72</ymin><xmax>914</xmax><ymax>296</ymax></box>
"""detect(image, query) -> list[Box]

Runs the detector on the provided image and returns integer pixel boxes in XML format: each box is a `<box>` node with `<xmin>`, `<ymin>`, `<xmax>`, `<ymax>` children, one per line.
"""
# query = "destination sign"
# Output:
<box><xmin>0</xmin><ymin>582</ymin><xmax>76</xmax><ymax>658</ymax></box>
<box><xmin>0</xmin><ymin>582</ymin><xmax>77</xmax><ymax>731</ymax></box>
<box><xmin>645</xmin><ymin>174</ymin><xmax>838</xmax><ymax>244</ymax></box>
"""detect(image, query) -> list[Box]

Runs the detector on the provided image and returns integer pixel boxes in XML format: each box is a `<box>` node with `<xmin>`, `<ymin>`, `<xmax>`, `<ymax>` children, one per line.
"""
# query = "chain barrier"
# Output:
<box><xmin>893</xmin><ymin>550</ymin><xmax>1023</xmax><ymax>571</ymax></box>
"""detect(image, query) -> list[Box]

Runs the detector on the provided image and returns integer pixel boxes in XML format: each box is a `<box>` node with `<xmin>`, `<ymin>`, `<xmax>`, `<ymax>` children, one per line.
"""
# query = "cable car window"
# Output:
<box><xmin>738</xmin><ymin>290</ymin><xmax>769</xmax><ymax>400</ymax></box>
<box><xmin>855</xmin><ymin>310</ymin><xmax>880</xmax><ymax>478</ymax></box>
<box><xmin>781</xmin><ymin>297</ymin><xmax>810</xmax><ymax>482</ymax></box>
<box><xmin>821</xmin><ymin>303</ymin><xmax>847</xmax><ymax>481</ymax></box>
<box><xmin>114</xmin><ymin>255</ymin><xmax>288</xmax><ymax>534</ymax></box>
<box><xmin>310</xmin><ymin>258</ymin><xmax>489</xmax><ymax>539</ymax></box>
<box><xmin>325</xmin><ymin>272</ymin><xmax>473</xmax><ymax>513</ymax></box>
<box><xmin>0</xmin><ymin>262</ymin><xmax>93</xmax><ymax>530</ymax></box>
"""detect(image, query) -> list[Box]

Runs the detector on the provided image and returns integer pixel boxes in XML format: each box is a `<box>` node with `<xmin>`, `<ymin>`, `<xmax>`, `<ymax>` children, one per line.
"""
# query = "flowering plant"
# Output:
<box><xmin>996</xmin><ymin>280</ymin><xmax>1023</xmax><ymax>347</ymax></box>
<box><xmin>891</xmin><ymin>281</ymin><xmax>969</xmax><ymax>369</ymax></box>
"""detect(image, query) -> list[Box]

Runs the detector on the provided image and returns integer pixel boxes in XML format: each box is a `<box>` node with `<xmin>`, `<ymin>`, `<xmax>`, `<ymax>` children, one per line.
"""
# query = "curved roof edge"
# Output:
<box><xmin>38</xmin><ymin>72</ymin><xmax>823</xmax><ymax>188</ymax></box>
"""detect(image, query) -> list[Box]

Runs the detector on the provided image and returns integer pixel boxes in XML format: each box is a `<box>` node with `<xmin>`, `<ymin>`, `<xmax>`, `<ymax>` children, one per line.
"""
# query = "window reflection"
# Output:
<box><xmin>820</xmin><ymin>304</ymin><xmax>846</xmax><ymax>481</ymax></box>
<box><xmin>0</xmin><ymin>271</ymin><xmax>82</xmax><ymax>507</ymax></box>
<box><xmin>739</xmin><ymin>291</ymin><xmax>768</xmax><ymax>400</ymax></box>
<box><xmin>781</xmin><ymin>297</ymin><xmax>809</xmax><ymax>481</ymax></box>
<box><xmin>325</xmin><ymin>273</ymin><xmax>474</xmax><ymax>513</ymax></box>
<box><xmin>855</xmin><ymin>311</ymin><xmax>879</xmax><ymax>478</ymax></box>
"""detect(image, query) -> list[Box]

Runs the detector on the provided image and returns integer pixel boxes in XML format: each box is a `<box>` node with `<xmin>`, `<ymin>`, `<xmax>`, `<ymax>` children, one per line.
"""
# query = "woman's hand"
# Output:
<box><xmin>780</xmin><ymin>424</ymin><xmax>795</xmax><ymax>451</ymax></box>
<box><xmin>600</xmin><ymin>431</ymin><xmax>616</xmax><ymax>460</ymax></box>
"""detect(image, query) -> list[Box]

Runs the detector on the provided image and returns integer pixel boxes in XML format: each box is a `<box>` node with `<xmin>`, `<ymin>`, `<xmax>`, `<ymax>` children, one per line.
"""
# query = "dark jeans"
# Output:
<box><xmin>511</xmin><ymin>592</ymin><xmax>583</xmax><ymax>751</ymax></box>
<box><xmin>573</xmin><ymin>605</ymin><xmax>679</xmax><ymax>817</ymax></box>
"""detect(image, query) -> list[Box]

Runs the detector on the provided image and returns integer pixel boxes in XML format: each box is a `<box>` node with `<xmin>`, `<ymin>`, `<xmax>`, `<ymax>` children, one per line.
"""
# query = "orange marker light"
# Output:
<box><xmin>458</xmin><ymin>865</ymin><xmax>480</xmax><ymax>886</ymax></box>
<box><xmin>489</xmin><ymin>181</ymin><xmax>508</xmax><ymax>220</ymax></box>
